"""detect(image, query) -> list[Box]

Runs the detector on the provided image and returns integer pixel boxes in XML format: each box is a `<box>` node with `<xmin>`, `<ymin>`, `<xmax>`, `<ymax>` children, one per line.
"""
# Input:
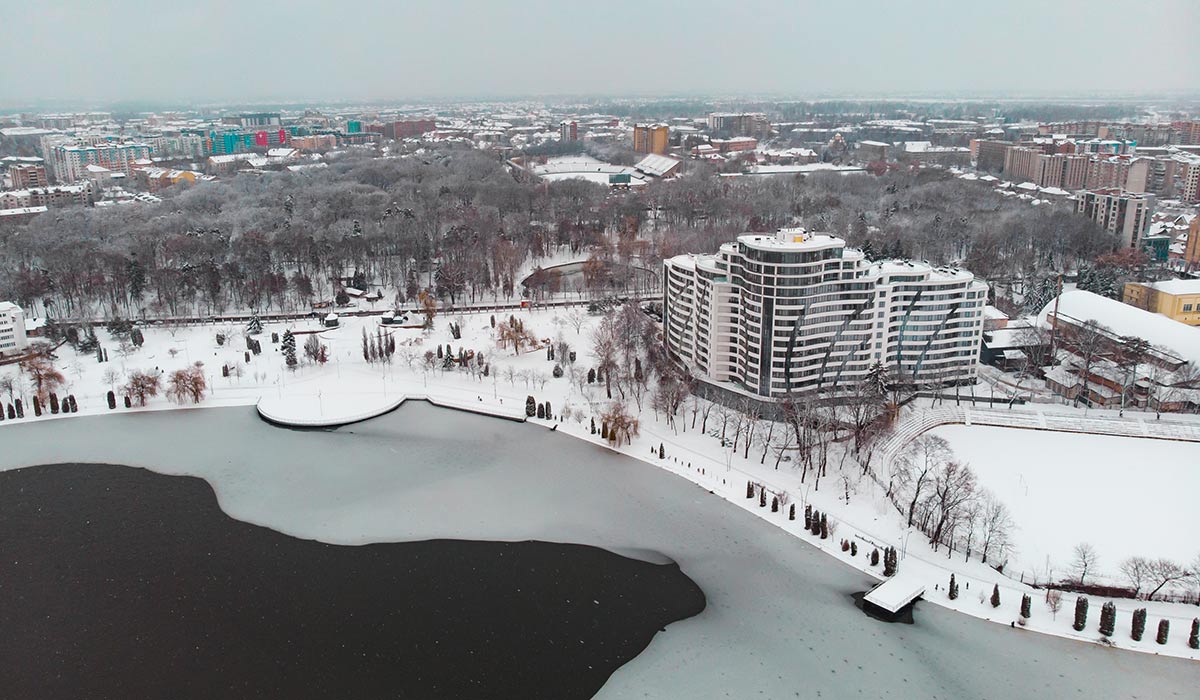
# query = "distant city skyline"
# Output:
<box><xmin>1</xmin><ymin>0</ymin><xmax>1197</xmax><ymax>108</ymax></box>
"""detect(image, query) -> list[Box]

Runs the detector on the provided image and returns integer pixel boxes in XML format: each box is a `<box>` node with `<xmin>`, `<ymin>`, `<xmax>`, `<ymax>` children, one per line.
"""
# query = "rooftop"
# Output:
<box><xmin>1143</xmin><ymin>279</ymin><xmax>1200</xmax><ymax>296</ymax></box>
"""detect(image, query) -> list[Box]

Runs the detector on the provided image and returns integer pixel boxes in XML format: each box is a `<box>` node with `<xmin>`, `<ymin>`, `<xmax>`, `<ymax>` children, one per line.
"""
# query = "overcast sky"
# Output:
<box><xmin>1</xmin><ymin>0</ymin><xmax>1197</xmax><ymax>106</ymax></box>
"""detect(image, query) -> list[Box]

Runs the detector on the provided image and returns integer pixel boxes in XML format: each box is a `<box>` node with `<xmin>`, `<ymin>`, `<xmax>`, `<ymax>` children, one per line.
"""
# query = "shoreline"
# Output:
<box><xmin>3</xmin><ymin>382</ymin><xmax>1198</xmax><ymax>662</ymax></box>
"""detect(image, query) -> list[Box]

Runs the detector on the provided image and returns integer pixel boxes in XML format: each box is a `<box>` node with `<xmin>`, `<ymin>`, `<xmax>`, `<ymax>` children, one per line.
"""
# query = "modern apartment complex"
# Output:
<box><xmin>0</xmin><ymin>301</ymin><xmax>29</xmax><ymax>357</ymax></box>
<box><xmin>663</xmin><ymin>228</ymin><xmax>987</xmax><ymax>400</ymax></box>
<box><xmin>46</xmin><ymin>141</ymin><xmax>151</xmax><ymax>183</ymax></box>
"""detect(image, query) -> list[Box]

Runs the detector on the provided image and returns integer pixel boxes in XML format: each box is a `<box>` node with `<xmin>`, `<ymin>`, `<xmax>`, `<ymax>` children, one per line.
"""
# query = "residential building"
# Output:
<box><xmin>969</xmin><ymin>138</ymin><xmax>1009</xmax><ymax>172</ymax></box>
<box><xmin>1074</xmin><ymin>189</ymin><xmax>1155</xmax><ymax>249</ymax></box>
<box><xmin>663</xmin><ymin>228</ymin><xmax>987</xmax><ymax>401</ymax></box>
<box><xmin>559</xmin><ymin>120</ymin><xmax>578</xmax><ymax>142</ymax></box>
<box><xmin>632</xmin><ymin>124</ymin><xmax>669</xmax><ymax>155</ymax></box>
<box><xmin>710</xmin><ymin>137</ymin><xmax>758</xmax><ymax>154</ymax></box>
<box><xmin>0</xmin><ymin>183</ymin><xmax>94</xmax><ymax>209</ymax></box>
<box><xmin>1185</xmin><ymin>217</ymin><xmax>1200</xmax><ymax>271</ymax></box>
<box><xmin>46</xmin><ymin>141</ymin><xmax>151</xmax><ymax>183</ymax></box>
<box><xmin>707</xmin><ymin>112</ymin><xmax>770</xmax><ymax>138</ymax></box>
<box><xmin>8</xmin><ymin>164</ymin><xmax>47</xmax><ymax>189</ymax></box>
<box><xmin>0</xmin><ymin>301</ymin><xmax>29</xmax><ymax>357</ymax></box>
<box><xmin>395</xmin><ymin>119</ymin><xmax>436</xmax><ymax>139</ymax></box>
<box><xmin>898</xmin><ymin>142</ymin><xmax>970</xmax><ymax>167</ymax></box>
<box><xmin>1123</xmin><ymin>279</ymin><xmax>1200</xmax><ymax>326</ymax></box>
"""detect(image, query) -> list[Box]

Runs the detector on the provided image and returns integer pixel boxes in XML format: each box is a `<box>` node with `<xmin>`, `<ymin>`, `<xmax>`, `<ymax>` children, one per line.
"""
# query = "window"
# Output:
<box><xmin>1184</xmin><ymin>303</ymin><xmax>1194</xmax><ymax>312</ymax></box>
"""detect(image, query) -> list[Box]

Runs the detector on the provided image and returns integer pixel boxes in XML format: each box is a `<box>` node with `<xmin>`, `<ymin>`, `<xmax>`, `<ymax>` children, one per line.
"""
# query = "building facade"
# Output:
<box><xmin>1123</xmin><ymin>279</ymin><xmax>1200</xmax><ymax>326</ymax></box>
<box><xmin>0</xmin><ymin>301</ymin><xmax>29</xmax><ymax>356</ymax></box>
<box><xmin>663</xmin><ymin>228</ymin><xmax>987</xmax><ymax>400</ymax></box>
<box><xmin>1074</xmin><ymin>189</ymin><xmax>1155</xmax><ymax>249</ymax></box>
<box><xmin>8</xmin><ymin>164</ymin><xmax>47</xmax><ymax>189</ymax></box>
<box><xmin>46</xmin><ymin>141</ymin><xmax>152</xmax><ymax>183</ymax></box>
<box><xmin>632</xmin><ymin>124</ymin><xmax>669</xmax><ymax>155</ymax></box>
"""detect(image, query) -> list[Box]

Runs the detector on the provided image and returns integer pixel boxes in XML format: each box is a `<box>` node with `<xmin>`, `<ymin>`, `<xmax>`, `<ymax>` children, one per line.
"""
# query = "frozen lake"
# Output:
<box><xmin>929</xmin><ymin>424</ymin><xmax>1200</xmax><ymax>582</ymax></box>
<box><xmin>0</xmin><ymin>405</ymin><xmax>1196</xmax><ymax>698</ymax></box>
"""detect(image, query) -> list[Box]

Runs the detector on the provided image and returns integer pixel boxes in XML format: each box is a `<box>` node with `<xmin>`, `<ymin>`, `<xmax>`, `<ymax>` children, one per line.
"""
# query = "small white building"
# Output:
<box><xmin>0</xmin><ymin>301</ymin><xmax>30</xmax><ymax>356</ymax></box>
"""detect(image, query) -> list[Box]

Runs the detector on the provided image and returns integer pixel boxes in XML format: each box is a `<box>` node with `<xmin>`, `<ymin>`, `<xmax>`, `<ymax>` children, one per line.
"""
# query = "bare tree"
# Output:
<box><xmin>20</xmin><ymin>355</ymin><xmax>65</xmax><ymax>403</ymax></box>
<box><xmin>1120</xmin><ymin>556</ymin><xmax>1151</xmax><ymax>597</ymax></box>
<box><xmin>978</xmin><ymin>493</ymin><xmax>1013</xmax><ymax>566</ymax></box>
<box><xmin>1046</xmin><ymin>590</ymin><xmax>1063</xmax><ymax>620</ymax></box>
<box><xmin>1144</xmin><ymin>559</ymin><xmax>1190</xmax><ymax>601</ymax></box>
<box><xmin>928</xmin><ymin>460</ymin><xmax>977</xmax><ymax>552</ymax></box>
<box><xmin>124</xmin><ymin>370</ymin><xmax>161</xmax><ymax>406</ymax></box>
<box><xmin>893</xmin><ymin>434</ymin><xmax>951</xmax><ymax>528</ymax></box>
<box><xmin>1070</xmin><ymin>543</ymin><xmax>1099</xmax><ymax>586</ymax></box>
<box><xmin>166</xmin><ymin>365</ymin><xmax>208</xmax><ymax>404</ymax></box>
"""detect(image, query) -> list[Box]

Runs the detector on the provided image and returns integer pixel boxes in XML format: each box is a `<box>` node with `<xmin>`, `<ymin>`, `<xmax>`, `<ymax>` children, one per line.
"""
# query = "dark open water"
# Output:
<box><xmin>0</xmin><ymin>464</ymin><xmax>704</xmax><ymax>699</ymax></box>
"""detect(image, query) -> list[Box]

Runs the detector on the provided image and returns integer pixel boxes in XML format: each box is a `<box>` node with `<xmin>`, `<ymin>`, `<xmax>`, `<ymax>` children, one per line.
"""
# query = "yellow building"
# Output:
<box><xmin>632</xmin><ymin>124</ymin><xmax>669</xmax><ymax>155</ymax></box>
<box><xmin>1123</xmin><ymin>279</ymin><xmax>1200</xmax><ymax>326</ymax></box>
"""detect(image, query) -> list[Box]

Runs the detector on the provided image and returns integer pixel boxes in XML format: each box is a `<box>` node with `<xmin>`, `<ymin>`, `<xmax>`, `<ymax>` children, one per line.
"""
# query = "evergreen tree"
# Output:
<box><xmin>1073</xmin><ymin>596</ymin><xmax>1089</xmax><ymax>632</ymax></box>
<box><xmin>991</xmin><ymin>584</ymin><xmax>1001</xmax><ymax>608</ymax></box>
<box><xmin>490</xmin><ymin>315</ymin><xmax>496</xmax><ymax>328</ymax></box>
<box><xmin>552</xmin><ymin>364</ymin><xmax>564</xmax><ymax>378</ymax></box>
<box><xmin>949</xmin><ymin>574</ymin><xmax>958</xmax><ymax>600</ymax></box>
<box><xmin>658</xmin><ymin>442</ymin><xmax>664</xmax><ymax>459</ymax></box>
<box><xmin>870</xmin><ymin>548</ymin><xmax>880</xmax><ymax>567</ymax></box>
<box><xmin>543</xmin><ymin>401</ymin><xmax>552</xmax><ymax>419</ymax></box>
<box><xmin>759</xmin><ymin>488</ymin><xmax>766</xmax><ymax>508</ymax></box>
<box><xmin>437</xmin><ymin>344</ymin><xmax>444</xmax><ymax>359</ymax></box>
<box><xmin>536</xmin><ymin>403</ymin><xmax>545</xmax><ymax>419</ymax></box>
<box><xmin>525</xmin><ymin>396</ymin><xmax>536</xmax><ymax>417</ymax></box>
<box><xmin>1099</xmin><ymin>602</ymin><xmax>1116</xmax><ymax>637</ymax></box>
<box><xmin>850</xmin><ymin>541</ymin><xmax>858</xmax><ymax>556</ymax></box>
<box><xmin>789</xmin><ymin>503</ymin><xmax>796</xmax><ymax>521</ymax></box>
<box><xmin>819</xmin><ymin>514</ymin><xmax>829</xmax><ymax>539</ymax></box>
<box><xmin>804</xmin><ymin>504</ymin><xmax>812</xmax><ymax>530</ymax></box>
<box><xmin>15</xmin><ymin>398</ymin><xmax>22</xmax><ymax>417</ymax></box>
<box><xmin>746</xmin><ymin>481</ymin><xmax>755</xmax><ymax>499</ymax></box>
<box><xmin>883</xmin><ymin>547</ymin><xmax>897</xmax><ymax>577</ymax></box>
<box><xmin>49</xmin><ymin>392</ymin><xmax>59</xmax><ymax>414</ymax></box>
<box><xmin>1156</xmin><ymin>619</ymin><xmax>1169</xmax><ymax>645</ymax></box>
<box><xmin>247</xmin><ymin>316</ymin><xmax>263</xmax><ymax>335</ymax></box>
<box><xmin>771</xmin><ymin>496</ymin><xmax>779</xmax><ymax>513</ymax></box>
<box><xmin>1188</xmin><ymin>618</ymin><xmax>1198</xmax><ymax>650</ymax></box>
<box><xmin>601</xmin><ymin>421</ymin><xmax>609</xmax><ymax>440</ymax></box>
<box><xmin>1131</xmin><ymin>608</ymin><xmax>1147</xmax><ymax>641</ymax></box>
<box><xmin>123</xmin><ymin>396</ymin><xmax>131</xmax><ymax>408</ymax></box>
<box><xmin>131</xmin><ymin>328</ymin><xmax>144</xmax><ymax>347</ymax></box>
<box><xmin>587</xmin><ymin>368</ymin><xmax>596</xmax><ymax>384</ymax></box>
<box><xmin>33</xmin><ymin>396</ymin><xmax>41</xmax><ymax>416</ymax></box>
<box><xmin>282</xmin><ymin>331</ymin><xmax>297</xmax><ymax>368</ymax></box>
<box><xmin>590</xmin><ymin>417</ymin><xmax>596</xmax><ymax>434</ymax></box>
<box><xmin>1020</xmin><ymin>593</ymin><xmax>1032</xmax><ymax>619</ymax></box>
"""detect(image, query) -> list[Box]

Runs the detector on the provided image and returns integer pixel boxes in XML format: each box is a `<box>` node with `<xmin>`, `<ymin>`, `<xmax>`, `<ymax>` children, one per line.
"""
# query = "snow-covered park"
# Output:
<box><xmin>929</xmin><ymin>424</ymin><xmax>1200</xmax><ymax>584</ymax></box>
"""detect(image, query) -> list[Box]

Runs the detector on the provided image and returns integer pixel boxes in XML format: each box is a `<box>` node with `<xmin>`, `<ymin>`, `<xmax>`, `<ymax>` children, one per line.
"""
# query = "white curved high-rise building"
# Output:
<box><xmin>663</xmin><ymin>228</ymin><xmax>987</xmax><ymax>399</ymax></box>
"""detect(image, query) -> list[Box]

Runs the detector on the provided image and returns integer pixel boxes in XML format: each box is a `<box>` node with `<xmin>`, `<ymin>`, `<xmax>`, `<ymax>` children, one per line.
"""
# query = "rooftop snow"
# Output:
<box><xmin>1038</xmin><ymin>290</ymin><xmax>1200</xmax><ymax>365</ymax></box>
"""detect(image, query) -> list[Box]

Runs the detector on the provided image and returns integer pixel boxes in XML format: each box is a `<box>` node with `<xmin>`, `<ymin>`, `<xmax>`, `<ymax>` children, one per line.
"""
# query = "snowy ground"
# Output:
<box><xmin>3</xmin><ymin>308</ymin><xmax>1199</xmax><ymax>660</ymax></box>
<box><xmin>929</xmin><ymin>424</ymin><xmax>1200</xmax><ymax>584</ymax></box>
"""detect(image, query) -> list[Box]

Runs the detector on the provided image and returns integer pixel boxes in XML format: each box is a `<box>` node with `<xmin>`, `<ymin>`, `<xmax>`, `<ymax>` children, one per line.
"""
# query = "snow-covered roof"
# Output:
<box><xmin>1144</xmin><ymin>279</ymin><xmax>1200</xmax><ymax>296</ymax></box>
<box><xmin>634</xmin><ymin>154</ymin><xmax>680</xmax><ymax>178</ymax></box>
<box><xmin>1037</xmin><ymin>290</ymin><xmax>1200</xmax><ymax>365</ymax></box>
